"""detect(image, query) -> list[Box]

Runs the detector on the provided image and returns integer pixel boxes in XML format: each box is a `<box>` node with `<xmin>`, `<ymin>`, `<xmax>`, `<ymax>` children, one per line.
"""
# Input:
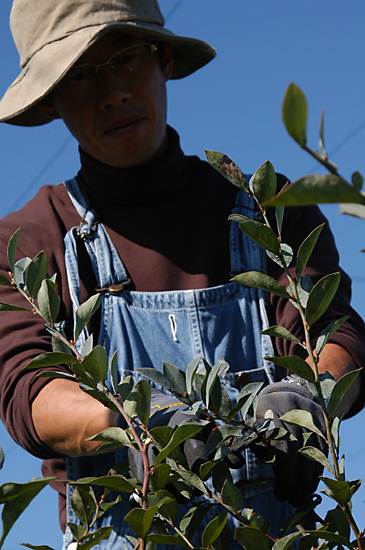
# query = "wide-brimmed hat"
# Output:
<box><xmin>0</xmin><ymin>0</ymin><xmax>216</xmax><ymax>127</ymax></box>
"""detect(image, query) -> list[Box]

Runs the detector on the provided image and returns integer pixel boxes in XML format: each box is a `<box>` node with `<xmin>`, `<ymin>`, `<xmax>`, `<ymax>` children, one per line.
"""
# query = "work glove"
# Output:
<box><xmin>251</xmin><ymin>380</ymin><xmax>328</xmax><ymax>508</ymax></box>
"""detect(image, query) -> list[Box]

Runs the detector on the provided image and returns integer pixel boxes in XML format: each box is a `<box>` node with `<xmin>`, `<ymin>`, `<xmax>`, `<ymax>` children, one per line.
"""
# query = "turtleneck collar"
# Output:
<box><xmin>77</xmin><ymin>126</ymin><xmax>186</xmax><ymax>206</ymax></box>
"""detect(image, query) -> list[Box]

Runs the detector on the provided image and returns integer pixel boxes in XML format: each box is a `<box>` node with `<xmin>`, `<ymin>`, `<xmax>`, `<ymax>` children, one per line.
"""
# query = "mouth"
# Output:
<box><xmin>102</xmin><ymin>117</ymin><xmax>144</xmax><ymax>135</ymax></box>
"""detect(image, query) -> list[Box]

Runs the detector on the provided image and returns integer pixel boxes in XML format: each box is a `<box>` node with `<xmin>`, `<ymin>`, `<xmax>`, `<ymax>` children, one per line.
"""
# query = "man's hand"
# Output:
<box><xmin>251</xmin><ymin>381</ymin><xmax>328</xmax><ymax>508</ymax></box>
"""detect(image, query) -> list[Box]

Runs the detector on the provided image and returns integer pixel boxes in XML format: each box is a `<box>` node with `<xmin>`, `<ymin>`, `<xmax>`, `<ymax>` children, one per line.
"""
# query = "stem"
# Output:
<box><xmin>163</xmin><ymin>517</ymin><xmax>195</xmax><ymax>549</ymax></box>
<box><xmin>302</xmin><ymin>144</ymin><xmax>348</xmax><ymax>180</ymax></box>
<box><xmin>342</xmin><ymin>502</ymin><xmax>363</xmax><ymax>548</ymax></box>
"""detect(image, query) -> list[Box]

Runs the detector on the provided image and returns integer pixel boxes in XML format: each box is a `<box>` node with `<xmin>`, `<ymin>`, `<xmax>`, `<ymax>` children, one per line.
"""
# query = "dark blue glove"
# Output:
<box><xmin>251</xmin><ymin>380</ymin><xmax>328</xmax><ymax>507</ymax></box>
<box><xmin>128</xmin><ymin>388</ymin><xmax>244</xmax><ymax>483</ymax></box>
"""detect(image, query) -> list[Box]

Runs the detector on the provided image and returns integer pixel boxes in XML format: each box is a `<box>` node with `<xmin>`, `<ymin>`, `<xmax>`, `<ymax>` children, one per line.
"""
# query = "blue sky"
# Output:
<box><xmin>1</xmin><ymin>0</ymin><xmax>365</xmax><ymax>547</ymax></box>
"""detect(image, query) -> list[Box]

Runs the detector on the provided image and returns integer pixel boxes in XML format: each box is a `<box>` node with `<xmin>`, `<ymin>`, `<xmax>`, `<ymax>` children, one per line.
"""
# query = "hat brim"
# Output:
<box><xmin>0</xmin><ymin>21</ymin><xmax>216</xmax><ymax>126</ymax></box>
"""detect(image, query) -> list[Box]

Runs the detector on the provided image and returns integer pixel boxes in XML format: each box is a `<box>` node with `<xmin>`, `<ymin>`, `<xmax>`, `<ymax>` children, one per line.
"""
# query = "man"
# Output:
<box><xmin>0</xmin><ymin>0</ymin><xmax>364</xmax><ymax>548</ymax></box>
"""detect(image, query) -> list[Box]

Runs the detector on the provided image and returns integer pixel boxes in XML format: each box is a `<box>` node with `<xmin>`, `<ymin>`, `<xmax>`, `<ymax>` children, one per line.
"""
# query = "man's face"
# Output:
<box><xmin>39</xmin><ymin>32</ymin><xmax>173</xmax><ymax>168</ymax></box>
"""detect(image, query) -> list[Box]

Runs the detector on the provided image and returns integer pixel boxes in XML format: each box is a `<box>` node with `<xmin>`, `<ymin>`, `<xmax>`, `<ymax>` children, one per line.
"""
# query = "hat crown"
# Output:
<box><xmin>10</xmin><ymin>0</ymin><xmax>165</xmax><ymax>68</ymax></box>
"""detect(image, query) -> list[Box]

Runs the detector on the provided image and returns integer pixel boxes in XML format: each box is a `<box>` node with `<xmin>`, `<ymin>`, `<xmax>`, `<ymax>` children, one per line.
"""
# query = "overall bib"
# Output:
<box><xmin>62</xmin><ymin>177</ymin><xmax>294</xmax><ymax>549</ymax></box>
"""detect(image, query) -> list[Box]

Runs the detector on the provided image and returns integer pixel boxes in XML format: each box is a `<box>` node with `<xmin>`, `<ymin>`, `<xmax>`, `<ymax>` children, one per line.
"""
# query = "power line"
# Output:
<box><xmin>165</xmin><ymin>0</ymin><xmax>185</xmax><ymax>21</ymax></box>
<box><xmin>6</xmin><ymin>134</ymin><xmax>74</xmax><ymax>215</ymax></box>
<box><xmin>306</xmin><ymin>118</ymin><xmax>365</xmax><ymax>174</ymax></box>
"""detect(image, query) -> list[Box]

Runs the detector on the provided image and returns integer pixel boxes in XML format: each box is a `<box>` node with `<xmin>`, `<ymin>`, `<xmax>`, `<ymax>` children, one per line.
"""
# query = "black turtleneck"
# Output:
<box><xmin>77</xmin><ymin>126</ymin><xmax>238</xmax><ymax>291</ymax></box>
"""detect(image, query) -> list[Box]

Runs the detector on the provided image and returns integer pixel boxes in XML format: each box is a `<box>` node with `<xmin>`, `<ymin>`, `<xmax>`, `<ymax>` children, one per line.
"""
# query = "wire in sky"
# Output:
<box><xmin>165</xmin><ymin>0</ymin><xmax>185</xmax><ymax>21</ymax></box>
<box><xmin>306</xmin><ymin>118</ymin><xmax>365</xmax><ymax>174</ymax></box>
<box><xmin>6</xmin><ymin>134</ymin><xmax>74</xmax><ymax>215</ymax></box>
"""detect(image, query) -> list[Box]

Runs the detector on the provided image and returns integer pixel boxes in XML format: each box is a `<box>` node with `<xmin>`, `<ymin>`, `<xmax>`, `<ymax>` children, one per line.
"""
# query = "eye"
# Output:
<box><xmin>65</xmin><ymin>65</ymin><xmax>95</xmax><ymax>83</ymax></box>
<box><xmin>112</xmin><ymin>46</ymin><xmax>145</xmax><ymax>70</ymax></box>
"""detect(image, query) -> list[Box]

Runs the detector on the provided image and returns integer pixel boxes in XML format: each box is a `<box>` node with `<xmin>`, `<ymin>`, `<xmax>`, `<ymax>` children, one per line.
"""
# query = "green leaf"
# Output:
<box><xmin>267</xmin><ymin>243</ymin><xmax>293</xmax><ymax>269</ymax></box>
<box><xmin>0</xmin><ymin>302</ymin><xmax>29</xmax><ymax>312</ymax></box>
<box><xmin>239</xmin><ymin>220</ymin><xmax>280</xmax><ymax>255</ymax></box>
<box><xmin>150</xmin><ymin>464</ymin><xmax>171</xmax><ymax>491</ymax></box>
<box><xmin>67</xmin><ymin>523</ymin><xmax>87</xmax><ymax>541</ymax></box>
<box><xmin>205</xmin><ymin>150</ymin><xmax>249</xmax><ymax>191</ymax></box>
<box><xmin>308</xmin><ymin>530</ymin><xmax>356</xmax><ymax>549</ymax></box>
<box><xmin>307</xmin><ymin>371</ymin><xmax>336</xmax><ymax>401</ymax></box>
<box><xmin>352</xmin><ymin>171</ymin><xmax>364</xmax><ymax>190</ymax></box>
<box><xmin>71</xmin><ymin>487</ymin><xmax>95</xmax><ymax>528</ymax></box>
<box><xmin>0</xmin><ymin>274</ymin><xmax>13</xmax><ymax>288</ymax></box>
<box><xmin>324</xmin><ymin>506</ymin><xmax>350</xmax><ymax>541</ymax></box>
<box><xmin>235</xmin><ymin>526</ymin><xmax>271</xmax><ymax>550</ymax></box>
<box><xmin>275</xmin><ymin>205</ymin><xmax>285</xmax><ymax>237</ymax></box>
<box><xmin>319</xmin><ymin>109</ymin><xmax>326</xmax><ymax>156</ymax></box>
<box><xmin>236</xmin><ymin>382</ymin><xmax>263</xmax><ymax>420</ymax></box>
<box><xmin>232</xmin><ymin>271</ymin><xmax>291</xmax><ymax>299</ymax></box>
<box><xmin>123</xmin><ymin>379</ymin><xmax>151</xmax><ymax>426</ymax></box>
<box><xmin>7</xmin><ymin>229</ymin><xmax>20</xmax><ymax>273</ymax></box>
<box><xmin>146</xmin><ymin>534</ymin><xmax>188</xmax><ymax>547</ymax></box>
<box><xmin>261</xmin><ymin>325</ymin><xmax>303</xmax><ymax>347</ymax></box>
<box><xmin>320</xmin><ymin>477</ymin><xmax>352</xmax><ymax>506</ymax></box>
<box><xmin>264</xmin><ymin>174</ymin><xmax>365</xmax><ymax>207</ymax></box>
<box><xmin>87</xmin><ymin>427</ymin><xmax>134</xmax><ymax>450</ymax></box>
<box><xmin>280</xmin><ymin>410</ymin><xmax>324</xmax><ymax>437</ymax></box>
<box><xmin>124</xmin><ymin>506</ymin><xmax>158</xmax><ymax>539</ymax></box>
<box><xmin>331</xmin><ymin>417</ymin><xmax>341</xmax><ymax>455</ymax></box>
<box><xmin>206</xmin><ymin>361</ymin><xmax>222</xmax><ymax>413</ymax></box>
<box><xmin>250</xmin><ymin>160</ymin><xmax>277</xmax><ymax>205</ymax></box>
<box><xmin>37</xmin><ymin>279</ymin><xmax>60</xmax><ymax>325</ymax></box>
<box><xmin>272</xmin><ymin>532</ymin><xmax>302</xmax><ymax>550</ymax></box>
<box><xmin>316</xmin><ymin>316</ymin><xmax>349</xmax><ymax>357</ymax></box>
<box><xmin>0</xmin><ymin>477</ymin><xmax>54</xmax><ymax>548</ymax></box>
<box><xmin>201</xmin><ymin>511</ymin><xmax>227</xmax><ymax>548</ymax></box>
<box><xmin>305</xmin><ymin>273</ymin><xmax>341</xmax><ymax>326</ymax></box>
<box><xmin>23</xmin><ymin>351</ymin><xmax>78</xmax><ymax>370</ymax></box>
<box><xmin>26</xmin><ymin>251</ymin><xmax>48</xmax><ymax>299</ymax></box>
<box><xmin>147</xmin><ymin>491</ymin><xmax>177</xmax><ymax>522</ymax></box>
<box><xmin>174</xmin><ymin>469</ymin><xmax>209</xmax><ymax>496</ymax></box>
<box><xmin>282</xmin><ymin>82</ymin><xmax>308</xmax><ymax>147</ymax></box>
<box><xmin>76</xmin><ymin>526</ymin><xmax>113</xmax><ymax>550</ymax></box>
<box><xmin>109</xmin><ymin>350</ymin><xmax>118</xmax><ymax>394</ymax></box>
<box><xmin>299</xmin><ymin>446</ymin><xmax>334</xmax><ymax>475</ymax></box>
<box><xmin>265</xmin><ymin>355</ymin><xmax>315</xmax><ymax>382</ymax></box>
<box><xmin>116</xmin><ymin>376</ymin><xmax>134</xmax><ymax>401</ymax></box>
<box><xmin>296</xmin><ymin>224</ymin><xmax>325</xmax><ymax>279</ymax></box>
<box><xmin>154</xmin><ymin>422</ymin><xmax>204</xmax><ymax>468</ymax></box>
<box><xmin>22</xmin><ymin>545</ymin><xmax>56</xmax><ymax>550</ymax></box>
<box><xmin>135</xmin><ymin>367</ymin><xmax>170</xmax><ymax>389</ymax></box>
<box><xmin>96</xmin><ymin>495</ymin><xmax>122</xmax><ymax>520</ymax></box>
<box><xmin>80</xmin><ymin>334</ymin><xmax>94</xmax><ymax>359</ymax></box>
<box><xmin>327</xmin><ymin>369</ymin><xmax>362</xmax><ymax>419</ymax></box>
<box><xmin>221</xmin><ymin>479</ymin><xmax>243</xmax><ymax>512</ymax></box>
<box><xmin>162</xmin><ymin>362</ymin><xmax>187</xmax><ymax>397</ymax></box>
<box><xmin>71</xmin><ymin>474</ymin><xmax>135</xmax><ymax>494</ymax></box>
<box><xmin>133</xmin><ymin>379</ymin><xmax>151</xmax><ymax>427</ymax></box>
<box><xmin>13</xmin><ymin>257</ymin><xmax>31</xmax><ymax>288</ymax></box>
<box><xmin>340</xmin><ymin>201</ymin><xmax>365</xmax><ymax>219</ymax></box>
<box><xmin>80</xmin><ymin>345</ymin><xmax>108</xmax><ymax>385</ymax></box>
<box><xmin>185</xmin><ymin>356</ymin><xmax>201</xmax><ymax>395</ymax></box>
<box><xmin>205</xmin><ymin>425</ymin><xmax>243</xmax><ymax>456</ymax></box>
<box><xmin>74</xmin><ymin>294</ymin><xmax>101</xmax><ymax>344</ymax></box>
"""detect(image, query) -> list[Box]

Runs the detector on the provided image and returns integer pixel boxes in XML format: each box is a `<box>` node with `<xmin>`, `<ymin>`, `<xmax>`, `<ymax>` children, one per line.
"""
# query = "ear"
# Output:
<box><xmin>37</xmin><ymin>95</ymin><xmax>61</xmax><ymax>120</ymax></box>
<box><xmin>162</xmin><ymin>43</ymin><xmax>174</xmax><ymax>81</ymax></box>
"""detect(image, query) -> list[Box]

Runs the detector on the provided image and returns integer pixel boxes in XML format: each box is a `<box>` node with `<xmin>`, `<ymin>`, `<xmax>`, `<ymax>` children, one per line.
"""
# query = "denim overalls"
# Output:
<box><xmin>62</xmin><ymin>177</ymin><xmax>295</xmax><ymax>549</ymax></box>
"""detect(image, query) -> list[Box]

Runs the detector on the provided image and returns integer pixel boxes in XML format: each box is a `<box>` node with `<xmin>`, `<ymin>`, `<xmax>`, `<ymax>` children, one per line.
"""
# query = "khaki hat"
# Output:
<box><xmin>0</xmin><ymin>0</ymin><xmax>216</xmax><ymax>127</ymax></box>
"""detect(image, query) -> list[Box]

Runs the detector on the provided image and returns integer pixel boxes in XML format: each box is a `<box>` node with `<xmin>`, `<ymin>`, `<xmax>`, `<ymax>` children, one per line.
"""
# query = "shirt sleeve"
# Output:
<box><xmin>266</xmin><ymin>174</ymin><xmax>365</xmax><ymax>416</ymax></box>
<box><xmin>0</xmin><ymin>186</ymin><xmax>80</xmax><ymax>459</ymax></box>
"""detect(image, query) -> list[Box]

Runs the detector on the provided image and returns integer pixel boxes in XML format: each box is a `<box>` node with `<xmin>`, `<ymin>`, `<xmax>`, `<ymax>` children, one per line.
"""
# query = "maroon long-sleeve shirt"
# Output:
<box><xmin>0</xmin><ymin>128</ymin><xmax>364</xmax><ymax>531</ymax></box>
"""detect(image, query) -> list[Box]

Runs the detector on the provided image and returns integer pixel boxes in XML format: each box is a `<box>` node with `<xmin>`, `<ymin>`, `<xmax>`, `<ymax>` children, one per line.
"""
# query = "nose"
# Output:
<box><xmin>97</xmin><ymin>70</ymin><xmax>132</xmax><ymax>110</ymax></box>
